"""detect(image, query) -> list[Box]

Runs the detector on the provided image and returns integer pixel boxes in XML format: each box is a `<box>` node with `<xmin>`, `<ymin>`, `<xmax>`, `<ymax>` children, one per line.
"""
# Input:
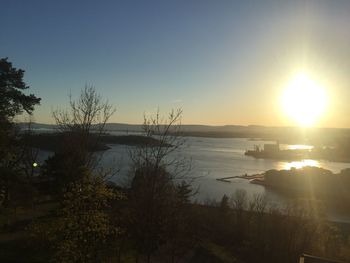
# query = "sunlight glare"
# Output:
<box><xmin>281</xmin><ymin>73</ymin><xmax>327</xmax><ymax>127</ymax></box>
<box><xmin>282</xmin><ymin>159</ymin><xmax>320</xmax><ymax>170</ymax></box>
<box><xmin>285</xmin><ymin>144</ymin><xmax>313</xmax><ymax>150</ymax></box>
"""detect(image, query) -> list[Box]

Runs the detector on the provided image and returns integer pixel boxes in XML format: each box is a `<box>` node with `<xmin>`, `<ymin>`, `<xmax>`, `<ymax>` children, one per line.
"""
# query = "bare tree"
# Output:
<box><xmin>126</xmin><ymin>109</ymin><xmax>195</xmax><ymax>263</ymax></box>
<box><xmin>53</xmin><ymin>85</ymin><xmax>114</xmax><ymax>135</ymax></box>
<box><xmin>129</xmin><ymin>108</ymin><xmax>191</xmax><ymax>180</ymax></box>
<box><xmin>52</xmin><ymin>85</ymin><xmax>116</xmax><ymax>170</ymax></box>
<box><xmin>31</xmin><ymin>87</ymin><xmax>122</xmax><ymax>261</ymax></box>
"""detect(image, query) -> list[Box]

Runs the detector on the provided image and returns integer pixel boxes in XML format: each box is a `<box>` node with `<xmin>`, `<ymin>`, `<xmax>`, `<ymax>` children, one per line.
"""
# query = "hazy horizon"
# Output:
<box><xmin>21</xmin><ymin>120</ymin><xmax>350</xmax><ymax>131</ymax></box>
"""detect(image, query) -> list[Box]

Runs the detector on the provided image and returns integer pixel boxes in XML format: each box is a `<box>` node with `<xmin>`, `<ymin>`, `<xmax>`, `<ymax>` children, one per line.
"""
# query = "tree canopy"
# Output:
<box><xmin>0</xmin><ymin>57</ymin><xmax>41</xmax><ymax>121</ymax></box>
<box><xmin>0</xmin><ymin>58</ymin><xmax>41</xmax><ymax>207</ymax></box>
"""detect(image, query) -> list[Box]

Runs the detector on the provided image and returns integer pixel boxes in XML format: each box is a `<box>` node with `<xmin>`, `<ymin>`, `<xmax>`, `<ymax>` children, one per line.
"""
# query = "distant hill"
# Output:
<box><xmin>18</xmin><ymin>122</ymin><xmax>350</xmax><ymax>146</ymax></box>
<box><xmin>18</xmin><ymin>122</ymin><xmax>253</xmax><ymax>132</ymax></box>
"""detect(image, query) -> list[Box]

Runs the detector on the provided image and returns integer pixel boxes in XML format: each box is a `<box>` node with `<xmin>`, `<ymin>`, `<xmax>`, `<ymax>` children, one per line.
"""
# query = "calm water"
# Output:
<box><xmin>37</xmin><ymin>135</ymin><xmax>350</xmax><ymax>222</ymax></box>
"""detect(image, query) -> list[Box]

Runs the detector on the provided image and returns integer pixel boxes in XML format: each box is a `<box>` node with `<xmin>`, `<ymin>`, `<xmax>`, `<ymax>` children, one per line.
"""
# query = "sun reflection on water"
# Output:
<box><xmin>285</xmin><ymin>144</ymin><xmax>313</xmax><ymax>150</ymax></box>
<box><xmin>281</xmin><ymin>159</ymin><xmax>320</xmax><ymax>170</ymax></box>
<box><xmin>279</xmin><ymin>144</ymin><xmax>314</xmax><ymax>150</ymax></box>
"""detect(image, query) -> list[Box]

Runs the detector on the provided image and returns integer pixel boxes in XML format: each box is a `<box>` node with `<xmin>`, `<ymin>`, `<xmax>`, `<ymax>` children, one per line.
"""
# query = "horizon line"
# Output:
<box><xmin>18</xmin><ymin>121</ymin><xmax>350</xmax><ymax>130</ymax></box>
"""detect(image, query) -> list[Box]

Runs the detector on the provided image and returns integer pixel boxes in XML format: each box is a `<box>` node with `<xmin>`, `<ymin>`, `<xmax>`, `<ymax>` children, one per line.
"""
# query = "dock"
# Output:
<box><xmin>216</xmin><ymin>173</ymin><xmax>264</xmax><ymax>183</ymax></box>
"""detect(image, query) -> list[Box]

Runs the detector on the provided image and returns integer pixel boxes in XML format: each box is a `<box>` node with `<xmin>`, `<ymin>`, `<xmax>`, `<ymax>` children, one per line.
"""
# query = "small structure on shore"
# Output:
<box><xmin>245</xmin><ymin>141</ymin><xmax>308</xmax><ymax>160</ymax></box>
<box><xmin>216</xmin><ymin>173</ymin><xmax>264</xmax><ymax>183</ymax></box>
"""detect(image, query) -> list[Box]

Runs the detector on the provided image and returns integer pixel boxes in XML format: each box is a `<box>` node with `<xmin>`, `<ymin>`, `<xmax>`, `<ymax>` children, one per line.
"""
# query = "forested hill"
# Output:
<box><xmin>19</xmin><ymin>122</ymin><xmax>350</xmax><ymax>145</ymax></box>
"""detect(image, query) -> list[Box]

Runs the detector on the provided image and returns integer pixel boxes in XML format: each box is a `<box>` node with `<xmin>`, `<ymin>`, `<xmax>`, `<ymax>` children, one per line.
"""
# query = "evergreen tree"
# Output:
<box><xmin>0</xmin><ymin>58</ymin><xmax>40</xmax><ymax>207</ymax></box>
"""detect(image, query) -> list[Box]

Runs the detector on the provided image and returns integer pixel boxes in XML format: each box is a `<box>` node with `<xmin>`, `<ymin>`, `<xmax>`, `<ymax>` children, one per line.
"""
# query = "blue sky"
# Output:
<box><xmin>1</xmin><ymin>1</ymin><xmax>350</xmax><ymax>127</ymax></box>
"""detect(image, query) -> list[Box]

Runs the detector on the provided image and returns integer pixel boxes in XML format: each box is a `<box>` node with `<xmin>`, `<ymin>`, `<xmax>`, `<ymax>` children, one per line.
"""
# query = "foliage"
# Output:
<box><xmin>195</xmin><ymin>189</ymin><xmax>350</xmax><ymax>263</ymax></box>
<box><xmin>30</xmin><ymin>168</ymin><xmax>122</xmax><ymax>263</ymax></box>
<box><xmin>0</xmin><ymin>57</ymin><xmax>41</xmax><ymax>121</ymax></box>
<box><xmin>26</xmin><ymin>86</ymin><xmax>124</xmax><ymax>262</ymax></box>
<box><xmin>0</xmin><ymin>58</ymin><xmax>40</xmax><ymax>208</ymax></box>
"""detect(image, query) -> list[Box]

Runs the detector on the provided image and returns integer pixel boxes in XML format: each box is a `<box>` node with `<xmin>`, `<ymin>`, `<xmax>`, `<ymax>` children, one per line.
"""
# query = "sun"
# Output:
<box><xmin>281</xmin><ymin>73</ymin><xmax>327</xmax><ymax>127</ymax></box>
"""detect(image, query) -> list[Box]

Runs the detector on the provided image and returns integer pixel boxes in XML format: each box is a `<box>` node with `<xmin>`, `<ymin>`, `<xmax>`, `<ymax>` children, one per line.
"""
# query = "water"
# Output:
<box><xmin>37</xmin><ymin>135</ymin><xmax>350</xmax><ymax>222</ymax></box>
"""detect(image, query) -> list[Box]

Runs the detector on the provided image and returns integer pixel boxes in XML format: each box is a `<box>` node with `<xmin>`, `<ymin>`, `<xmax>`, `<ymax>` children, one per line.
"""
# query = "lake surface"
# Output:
<box><xmin>37</xmin><ymin>134</ymin><xmax>350</xmax><ymax>222</ymax></box>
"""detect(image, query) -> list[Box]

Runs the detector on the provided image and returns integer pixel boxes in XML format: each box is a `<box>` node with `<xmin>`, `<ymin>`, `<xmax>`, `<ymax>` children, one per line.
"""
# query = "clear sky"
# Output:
<box><xmin>1</xmin><ymin>0</ymin><xmax>350</xmax><ymax>127</ymax></box>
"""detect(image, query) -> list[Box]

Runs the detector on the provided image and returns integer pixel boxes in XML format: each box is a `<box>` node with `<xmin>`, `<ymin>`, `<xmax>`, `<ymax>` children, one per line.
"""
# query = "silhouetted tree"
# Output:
<box><xmin>0</xmin><ymin>58</ymin><xmax>40</xmax><ymax>207</ymax></box>
<box><xmin>165</xmin><ymin>181</ymin><xmax>196</xmax><ymax>263</ymax></box>
<box><xmin>45</xmin><ymin>86</ymin><xmax>116</xmax><ymax>193</ymax></box>
<box><xmin>0</xmin><ymin>58</ymin><xmax>41</xmax><ymax>122</ymax></box>
<box><xmin>29</xmin><ymin>86</ymin><xmax>124</xmax><ymax>262</ymax></box>
<box><xmin>127</xmin><ymin>109</ymin><xmax>195</xmax><ymax>262</ymax></box>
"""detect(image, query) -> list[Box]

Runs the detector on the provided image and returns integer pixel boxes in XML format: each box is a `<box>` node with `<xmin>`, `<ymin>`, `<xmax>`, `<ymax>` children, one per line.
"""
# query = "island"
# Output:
<box><xmin>217</xmin><ymin>166</ymin><xmax>350</xmax><ymax>212</ymax></box>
